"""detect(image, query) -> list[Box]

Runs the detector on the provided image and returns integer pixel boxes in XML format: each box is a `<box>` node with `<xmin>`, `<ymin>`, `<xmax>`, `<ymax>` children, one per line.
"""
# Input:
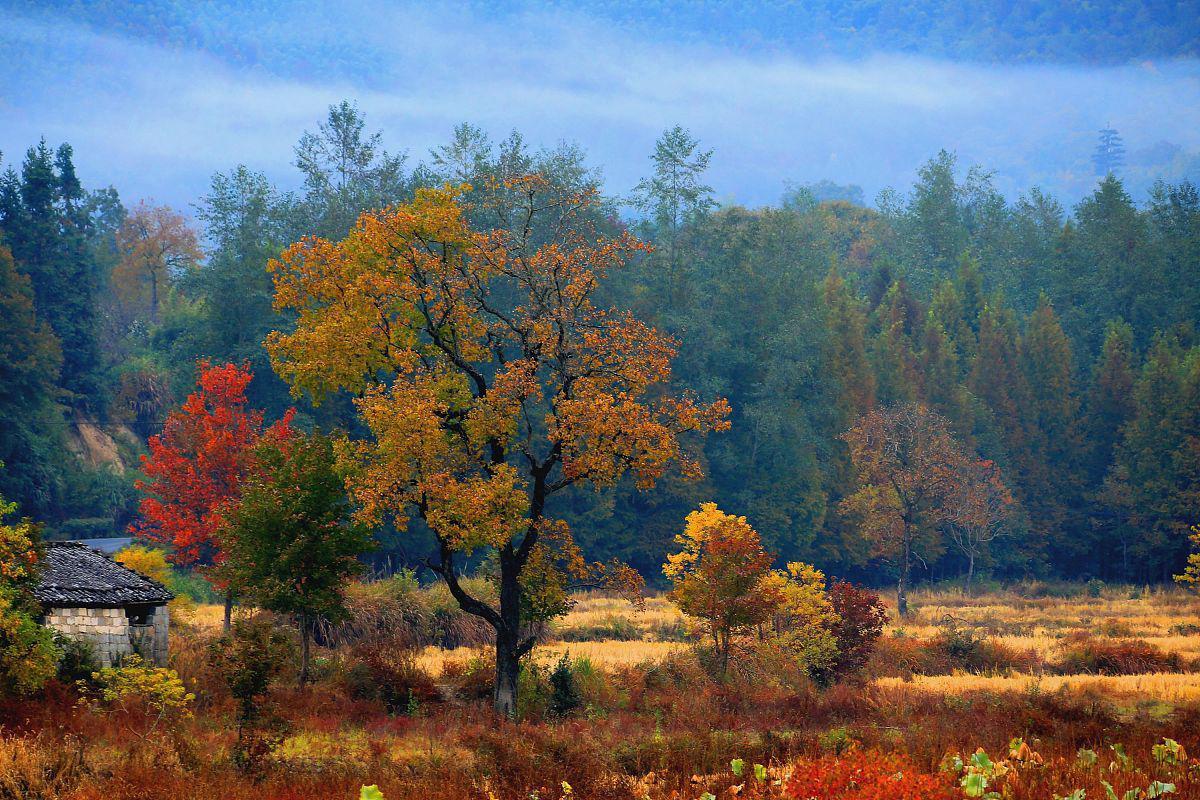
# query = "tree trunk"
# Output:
<box><xmin>150</xmin><ymin>268</ymin><xmax>159</xmax><ymax>323</ymax></box>
<box><xmin>897</xmin><ymin>537</ymin><xmax>911</xmax><ymax>617</ymax></box>
<box><xmin>494</xmin><ymin>634</ymin><xmax>520</xmax><ymax>719</ymax></box>
<box><xmin>493</xmin><ymin>550</ymin><xmax>523</xmax><ymax>718</ymax></box>
<box><xmin>964</xmin><ymin>552</ymin><xmax>976</xmax><ymax>595</ymax></box>
<box><xmin>223</xmin><ymin>590</ymin><xmax>233</xmax><ymax>633</ymax></box>
<box><xmin>299</xmin><ymin>612</ymin><xmax>311</xmax><ymax>686</ymax></box>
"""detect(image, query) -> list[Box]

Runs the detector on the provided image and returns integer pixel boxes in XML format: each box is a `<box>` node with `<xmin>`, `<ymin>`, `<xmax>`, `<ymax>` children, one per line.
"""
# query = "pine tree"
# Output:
<box><xmin>1019</xmin><ymin>295</ymin><xmax>1084</xmax><ymax>569</ymax></box>
<box><xmin>0</xmin><ymin>142</ymin><xmax>102</xmax><ymax>403</ymax></box>
<box><xmin>871</xmin><ymin>281</ymin><xmax>922</xmax><ymax>407</ymax></box>
<box><xmin>1083</xmin><ymin>320</ymin><xmax>1137</xmax><ymax>488</ymax></box>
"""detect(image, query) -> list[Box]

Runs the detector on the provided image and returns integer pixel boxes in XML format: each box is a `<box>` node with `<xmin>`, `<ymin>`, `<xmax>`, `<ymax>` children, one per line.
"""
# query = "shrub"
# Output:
<box><xmin>548</xmin><ymin>654</ymin><xmax>582</xmax><ymax>717</ymax></box>
<box><xmin>347</xmin><ymin>644</ymin><xmax>439</xmax><ymax>711</ymax></box>
<box><xmin>209</xmin><ymin>616</ymin><xmax>294</xmax><ymax>770</ymax></box>
<box><xmin>1086</xmin><ymin>578</ymin><xmax>1106</xmax><ymax>598</ymax></box>
<box><xmin>1055</xmin><ymin>634</ymin><xmax>1185</xmax><ymax>675</ymax></box>
<box><xmin>0</xmin><ymin>595</ymin><xmax>58</xmax><ymax>697</ymax></box>
<box><xmin>441</xmin><ymin>653</ymin><xmax>495</xmax><ymax>702</ymax></box>
<box><xmin>822</xmin><ymin>581</ymin><xmax>889</xmax><ymax>682</ymax></box>
<box><xmin>88</xmin><ymin>654</ymin><xmax>194</xmax><ymax>735</ymax></box>
<box><xmin>52</xmin><ymin>632</ymin><xmax>96</xmax><ymax>684</ymax></box>
<box><xmin>784</xmin><ymin>751</ymin><xmax>958</xmax><ymax>800</ymax></box>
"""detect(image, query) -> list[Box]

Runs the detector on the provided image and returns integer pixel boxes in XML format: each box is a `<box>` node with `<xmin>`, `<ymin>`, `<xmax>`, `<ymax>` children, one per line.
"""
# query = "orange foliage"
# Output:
<box><xmin>784</xmin><ymin>751</ymin><xmax>959</xmax><ymax>800</ymax></box>
<box><xmin>112</xmin><ymin>201</ymin><xmax>201</xmax><ymax>321</ymax></box>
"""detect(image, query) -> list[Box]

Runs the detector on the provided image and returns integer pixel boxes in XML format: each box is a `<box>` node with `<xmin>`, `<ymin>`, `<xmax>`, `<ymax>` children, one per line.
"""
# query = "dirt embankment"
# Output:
<box><xmin>62</xmin><ymin>413</ymin><xmax>140</xmax><ymax>472</ymax></box>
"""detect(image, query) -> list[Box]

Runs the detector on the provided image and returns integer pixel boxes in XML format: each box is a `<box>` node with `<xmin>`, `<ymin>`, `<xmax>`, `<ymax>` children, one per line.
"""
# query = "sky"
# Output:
<box><xmin>2</xmin><ymin>1</ymin><xmax>1199</xmax><ymax>213</ymax></box>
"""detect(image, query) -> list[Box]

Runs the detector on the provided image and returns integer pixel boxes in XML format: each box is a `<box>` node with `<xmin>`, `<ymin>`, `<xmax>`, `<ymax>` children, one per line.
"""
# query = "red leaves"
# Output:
<box><xmin>784</xmin><ymin>751</ymin><xmax>958</xmax><ymax>800</ymax></box>
<box><xmin>131</xmin><ymin>361</ymin><xmax>294</xmax><ymax>568</ymax></box>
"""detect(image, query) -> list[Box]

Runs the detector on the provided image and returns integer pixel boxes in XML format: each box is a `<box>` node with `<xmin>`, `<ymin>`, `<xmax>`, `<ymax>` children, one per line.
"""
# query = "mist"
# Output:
<box><xmin>2</xmin><ymin>1</ymin><xmax>1198</xmax><ymax>210</ymax></box>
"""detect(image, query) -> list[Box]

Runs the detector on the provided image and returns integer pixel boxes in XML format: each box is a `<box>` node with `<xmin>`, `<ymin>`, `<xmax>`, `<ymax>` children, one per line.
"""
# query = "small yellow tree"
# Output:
<box><xmin>759</xmin><ymin>562</ymin><xmax>839</xmax><ymax>678</ymax></box>
<box><xmin>1176</xmin><ymin>525</ymin><xmax>1200</xmax><ymax>592</ymax></box>
<box><xmin>664</xmin><ymin>503</ymin><xmax>781</xmax><ymax>674</ymax></box>
<box><xmin>115</xmin><ymin>545</ymin><xmax>195</xmax><ymax>616</ymax></box>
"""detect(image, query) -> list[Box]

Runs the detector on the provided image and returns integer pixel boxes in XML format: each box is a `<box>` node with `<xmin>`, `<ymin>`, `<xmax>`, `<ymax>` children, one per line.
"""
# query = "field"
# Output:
<box><xmin>5</xmin><ymin>583</ymin><xmax>1200</xmax><ymax>800</ymax></box>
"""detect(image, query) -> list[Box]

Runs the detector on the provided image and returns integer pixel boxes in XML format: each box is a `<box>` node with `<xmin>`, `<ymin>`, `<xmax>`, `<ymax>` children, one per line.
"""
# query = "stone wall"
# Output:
<box><xmin>43</xmin><ymin>605</ymin><xmax>169</xmax><ymax>667</ymax></box>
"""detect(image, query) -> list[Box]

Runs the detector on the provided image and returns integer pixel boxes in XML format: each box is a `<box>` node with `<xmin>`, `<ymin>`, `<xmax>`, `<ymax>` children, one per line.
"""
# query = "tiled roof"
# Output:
<box><xmin>34</xmin><ymin>542</ymin><xmax>174</xmax><ymax>607</ymax></box>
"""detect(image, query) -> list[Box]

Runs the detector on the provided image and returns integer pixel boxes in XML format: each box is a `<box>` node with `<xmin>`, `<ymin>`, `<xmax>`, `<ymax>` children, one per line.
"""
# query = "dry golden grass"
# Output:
<box><xmin>194</xmin><ymin>584</ymin><xmax>1200</xmax><ymax>697</ymax></box>
<box><xmin>415</xmin><ymin>639</ymin><xmax>686</xmax><ymax>674</ymax></box>
<box><xmin>889</xmin><ymin>586</ymin><xmax>1200</xmax><ymax>656</ymax></box>
<box><xmin>875</xmin><ymin>672</ymin><xmax>1200</xmax><ymax>700</ymax></box>
<box><xmin>186</xmin><ymin>603</ymin><xmax>227</xmax><ymax>629</ymax></box>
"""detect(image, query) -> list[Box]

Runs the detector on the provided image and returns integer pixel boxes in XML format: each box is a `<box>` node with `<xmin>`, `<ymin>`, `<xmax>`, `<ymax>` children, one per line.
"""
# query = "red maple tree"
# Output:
<box><xmin>131</xmin><ymin>361</ymin><xmax>294</xmax><ymax>617</ymax></box>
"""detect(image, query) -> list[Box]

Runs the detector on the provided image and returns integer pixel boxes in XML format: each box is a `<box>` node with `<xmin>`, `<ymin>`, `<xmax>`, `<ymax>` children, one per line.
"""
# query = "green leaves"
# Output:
<box><xmin>359</xmin><ymin>785</ymin><xmax>384</xmax><ymax>800</ymax></box>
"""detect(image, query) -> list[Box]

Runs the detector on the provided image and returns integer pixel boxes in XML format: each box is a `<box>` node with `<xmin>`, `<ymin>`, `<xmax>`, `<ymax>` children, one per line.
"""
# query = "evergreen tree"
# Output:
<box><xmin>0</xmin><ymin>142</ymin><xmax>103</xmax><ymax>403</ymax></box>
<box><xmin>1019</xmin><ymin>296</ymin><xmax>1084</xmax><ymax>569</ymax></box>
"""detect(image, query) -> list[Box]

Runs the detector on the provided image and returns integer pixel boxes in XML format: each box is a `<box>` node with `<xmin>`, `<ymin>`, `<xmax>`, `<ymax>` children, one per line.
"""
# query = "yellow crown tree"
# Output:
<box><xmin>266</xmin><ymin>177</ymin><xmax>728</xmax><ymax>716</ymax></box>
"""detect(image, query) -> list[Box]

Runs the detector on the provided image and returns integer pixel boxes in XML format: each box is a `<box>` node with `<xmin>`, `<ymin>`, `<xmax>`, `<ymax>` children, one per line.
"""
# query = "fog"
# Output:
<box><xmin>2</xmin><ymin>1</ymin><xmax>1198</xmax><ymax>209</ymax></box>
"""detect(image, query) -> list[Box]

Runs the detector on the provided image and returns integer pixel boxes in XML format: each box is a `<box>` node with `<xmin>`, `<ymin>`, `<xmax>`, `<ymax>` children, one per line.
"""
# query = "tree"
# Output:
<box><xmin>131</xmin><ymin>361</ymin><xmax>294</xmax><ymax>628</ymax></box>
<box><xmin>1019</xmin><ymin>295</ymin><xmax>1083</xmax><ymax>569</ymax></box>
<box><xmin>1177</xmin><ymin>525</ymin><xmax>1200</xmax><ymax>592</ymax></box>
<box><xmin>219</xmin><ymin>434</ymin><xmax>373</xmax><ymax>683</ymax></box>
<box><xmin>0</xmin><ymin>479</ymin><xmax>58</xmax><ymax>696</ymax></box>
<box><xmin>293</xmin><ymin>100</ymin><xmax>408</xmax><ymax>239</ymax></box>
<box><xmin>267</xmin><ymin>178</ymin><xmax>728</xmax><ymax>716</ymax></box>
<box><xmin>112</xmin><ymin>202</ymin><xmax>201</xmax><ymax>323</ymax></box>
<box><xmin>944</xmin><ymin>458</ymin><xmax>1014</xmax><ymax>592</ymax></box>
<box><xmin>0</xmin><ymin>141</ymin><xmax>104</xmax><ymax>403</ymax></box>
<box><xmin>663</xmin><ymin>503</ymin><xmax>780</xmax><ymax>675</ymax></box>
<box><xmin>0</xmin><ymin>245</ymin><xmax>63</xmax><ymax>517</ymax></box>
<box><xmin>631</xmin><ymin>125</ymin><xmax>714</xmax><ymax>305</ymax></box>
<box><xmin>840</xmin><ymin>403</ymin><xmax>967</xmax><ymax>615</ymax></box>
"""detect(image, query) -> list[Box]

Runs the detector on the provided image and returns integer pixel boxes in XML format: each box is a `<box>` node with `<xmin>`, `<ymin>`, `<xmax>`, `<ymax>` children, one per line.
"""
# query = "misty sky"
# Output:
<box><xmin>2</xmin><ymin>1</ymin><xmax>1199</xmax><ymax>212</ymax></box>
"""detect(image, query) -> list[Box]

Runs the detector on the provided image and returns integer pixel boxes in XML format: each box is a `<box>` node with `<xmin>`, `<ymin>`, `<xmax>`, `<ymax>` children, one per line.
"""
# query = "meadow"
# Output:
<box><xmin>6</xmin><ymin>581</ymin><xmax>1200</xmax><ymax>800</ymax></box>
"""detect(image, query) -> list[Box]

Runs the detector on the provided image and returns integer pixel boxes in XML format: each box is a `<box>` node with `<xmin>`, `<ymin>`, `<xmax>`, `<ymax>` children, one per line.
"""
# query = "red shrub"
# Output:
<box><xmin>784</xmin><ymin>751</ymin><xmax>958</xmax><ymax>800</ymax></box>
<box><xmin>823</xmin><ymin>582</ymin><xmax>889</xmax><ymax>682</ymax></box>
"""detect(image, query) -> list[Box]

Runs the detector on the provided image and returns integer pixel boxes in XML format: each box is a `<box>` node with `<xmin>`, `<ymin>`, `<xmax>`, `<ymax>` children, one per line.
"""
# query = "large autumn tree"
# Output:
<box><xmin>840</xmin><ymin>403</ymin><xmax>968</xmax><ymax>615</ymax></box>
<box><xmin>113</xmin><ymin>201</ymin><xmax>202</xmax><ymax>324</ymax></box>
<box><xmin>132</xmin><ymin>361</ymin><xmax>294</xmax><ymax>627</ymax></box>
<box><xmin>267</xmin><ymin>176</ymin><xmax>728</xmax><ymax>716</ymax></box>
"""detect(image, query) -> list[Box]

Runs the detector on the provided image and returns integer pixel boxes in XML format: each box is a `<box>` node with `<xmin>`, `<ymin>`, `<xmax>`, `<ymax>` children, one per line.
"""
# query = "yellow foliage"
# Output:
<box><xmin>1174</xmin><ymin>525</ymin><xmax>1200</xmax><ymax>592</ymax></box>
<box><xmin>115</xmin><ymin>545</ymin><xmax>195</xmax><ymax>616</ymax></box>
<box><xmin>90</xmin><ymin>654</ymin><xmax>194</xmax><ymax>724</ymax></box>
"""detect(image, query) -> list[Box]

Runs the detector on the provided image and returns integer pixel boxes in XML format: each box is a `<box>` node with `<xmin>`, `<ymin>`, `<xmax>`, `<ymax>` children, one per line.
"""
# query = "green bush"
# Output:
<box><xmin>549</xmin><ymin>654</ymin><xmax>582</xmax><ymax>717</ymax></box>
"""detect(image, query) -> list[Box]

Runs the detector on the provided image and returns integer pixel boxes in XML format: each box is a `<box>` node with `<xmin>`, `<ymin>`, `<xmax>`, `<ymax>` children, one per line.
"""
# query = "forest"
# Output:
<box><xmin>2</xmin><ymin>101</ymin><xmax>1199</xmax><ymax>591</ymax></box>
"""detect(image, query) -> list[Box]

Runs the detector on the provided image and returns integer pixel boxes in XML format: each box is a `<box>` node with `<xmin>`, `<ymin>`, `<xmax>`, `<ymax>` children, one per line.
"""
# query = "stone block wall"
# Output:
<box><xmin>43</xmin><ymin>605</ymin><xmax>169</xmax><ymax>667</ymax></box>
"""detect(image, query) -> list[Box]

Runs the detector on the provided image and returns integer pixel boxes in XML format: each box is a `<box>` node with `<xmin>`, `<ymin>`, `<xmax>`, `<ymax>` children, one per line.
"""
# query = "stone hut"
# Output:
<box><xmin>34</xmin><ymin>542</ymin><xmax>173</xmax><ymax>667</ymax></box>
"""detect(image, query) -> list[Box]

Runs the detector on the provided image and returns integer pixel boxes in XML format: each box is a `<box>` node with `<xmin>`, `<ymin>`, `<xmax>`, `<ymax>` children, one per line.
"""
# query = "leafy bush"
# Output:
<box><xmin>441</xmin><ymin>653</ymin><xmax>496</xmax><ymax>702</ymax></box>
<box><xmin>345</xmin><ymin>644</ymin><xmax>439</xmax><ymax>711</ymax></box>
<box><xmin>821</xmin><ymin>581</ymin><xmax>889</xmax><ymax>683</ymax></box>
<box><xmin>52</xmin><ymin>632</ymin><xmax>96</xmax><ymax>684</ymax></box>
<box><xmin>549</xmin><ymin>654</ymin><xmax>582</xmax><ymax>717</ymax></box>
<box><xmin>0</xmin><ymin>595</ymin><xmax>58</xmax><ymax>697</ymax></box>
<box><xmin>87</xmin><ymin>654</ymin><xmax>194</xmax><ymax>735</ymax></box>
<box><xmin>209</xmin><ymin>616</ymin><xmax>294</xmax><ymax>770</ymax></box>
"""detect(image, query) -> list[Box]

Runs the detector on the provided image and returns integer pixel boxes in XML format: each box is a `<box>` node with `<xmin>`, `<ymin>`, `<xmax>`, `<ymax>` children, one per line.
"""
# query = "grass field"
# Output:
<box><xmin>12</xmin><ymin>583</ymin><xmax>1200</xmax><ymax>800</ymax></box>
<box><xmin>192</xmin><ymin>582</ymin><xmax>1200</xmax><ymax>691</ymax></box>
